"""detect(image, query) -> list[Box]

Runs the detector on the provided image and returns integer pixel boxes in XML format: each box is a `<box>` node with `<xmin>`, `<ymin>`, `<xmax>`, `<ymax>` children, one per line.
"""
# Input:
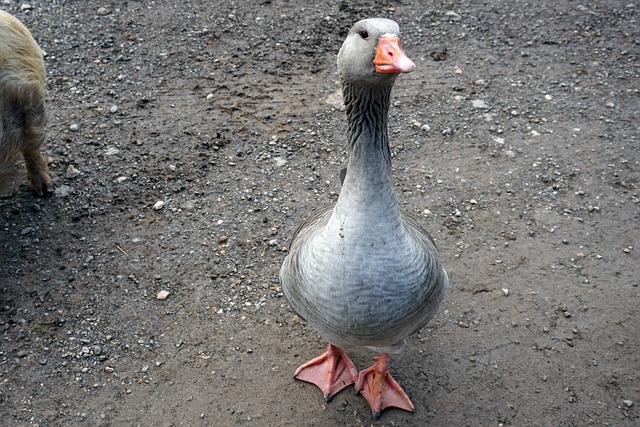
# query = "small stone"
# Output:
<box><xmin>217</xmin><ymin>235</ymin><xmax>228</xmax><ymax>244</ymax></box>
<box><xmin>471</xmin><ymin>99</ymin><xmax>489</xmax><ymax>109</ymax></box>
<box><xmin>96</xmin><ymin>7</ymin><xmax>110</xmax><ymax>16</ymax></box>
<box><xmin>325</xmin><ymin>90</ymin><xmax>344</xmax><ymax>110</ymax></box>
<box><xmin>268</xmin><ymin>239</ymin><xmax>278</xmax><ymax>246</ymax></box>
<box><xmin>445</xmin><ymin>10</ymin><xmax>461</xmax><ymax>20</ymax></box>
<box><xmin>153</xmin><ymin>200</ymin><xmax>165</xmax><ymax>210</ymax></box>
<box><xmin>54</xmin><ymin>185</ymin><xmax>74</xmax><ymax>197</ymax></box>
<box><xmin>623</xmin><ymin>400</ymin><xmax>634</xmax><ymax>408</ymax></box>
<box><xmin>66</xmin><ymin>165</ymin><xmax>81</xmax><ymax>179</ymax></box>
<box><xmin>39</xmin><ymin>358</ymin><xmax>48</xmax><ymax>365</ymax></box>
<box><xmin>182</xmin><ymin>200</ymin><xmax>196</xmax><ymax>211</ymax></box>
<box><xmin>69</xmin><ymin>123</ymin><xmax>79</xmax><ymax>131</ymax></box>
<box><xmin>502</xmin><ymin>288</ymin><xmax>509</xmax><ymax>296</ymax></box>
<box><xmin>109</xmin><ymin>105</ymin><xmax>119</xmax><ymax>114</ymax></box>
<box><xmin>273</xmin><ymin>156</ymin><xmax>288</xmax><ymax>167</ymax></box>
<box><xmin>93</xmin><ymin>346</ymin><xmax>102</xmax><ymax>356</ymax></box>
<box><xmin>206</xmin><ymin>93</ymin><xmax>214</xmax><ymax>100</ymax></box>
<box><xmin>156</xmin><ymin>290</ymin><xmax>170</xmax><ymax>300</ymax></box>
<box><xmin>105</xmin><ymin>147</ymin><xmax>120</xmax><ymax>156</ymax></box>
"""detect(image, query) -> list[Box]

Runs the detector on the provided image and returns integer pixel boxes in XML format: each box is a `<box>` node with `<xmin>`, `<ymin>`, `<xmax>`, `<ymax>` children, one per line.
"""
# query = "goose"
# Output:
<box><xmin>280</xmin><ymin>18</ymin><xmax>448</xmax><ymax>417</ymax></box>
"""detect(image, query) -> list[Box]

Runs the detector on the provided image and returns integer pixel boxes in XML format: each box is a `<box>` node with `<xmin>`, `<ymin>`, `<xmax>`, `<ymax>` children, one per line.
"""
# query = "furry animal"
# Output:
<box><xmin>0</xmin><ymin>9</ymin><xmax>53</xmax><ymax>196</ymax></box>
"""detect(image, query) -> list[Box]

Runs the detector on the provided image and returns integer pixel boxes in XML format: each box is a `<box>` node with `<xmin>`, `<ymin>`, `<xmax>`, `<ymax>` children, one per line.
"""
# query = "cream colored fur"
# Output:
<box><xmin>0</xmin><ymin>9</ymin><xmax>52</xmax><ymax>196</ymax></box>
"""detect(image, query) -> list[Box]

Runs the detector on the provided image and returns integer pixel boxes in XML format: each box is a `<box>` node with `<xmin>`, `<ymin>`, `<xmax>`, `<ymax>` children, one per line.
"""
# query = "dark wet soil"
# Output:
<box><xmin>1</xmin><ymin>1</ymin><xmax>638</xmax><ymax>426</ymax></box>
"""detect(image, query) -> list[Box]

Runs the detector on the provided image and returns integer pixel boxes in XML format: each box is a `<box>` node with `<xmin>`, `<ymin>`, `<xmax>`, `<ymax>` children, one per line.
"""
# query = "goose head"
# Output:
<box><xmin>337</xmin><ymin>18</ymin><xmax>415</xmax><ymax>87</ymax></box>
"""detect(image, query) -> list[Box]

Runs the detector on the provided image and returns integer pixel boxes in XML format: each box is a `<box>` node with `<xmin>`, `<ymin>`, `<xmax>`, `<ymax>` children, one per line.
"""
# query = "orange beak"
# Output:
<box><xmin>373</xmin><ymin>35</ymin><xmax>416</xmax><ymax>74</ymax></box>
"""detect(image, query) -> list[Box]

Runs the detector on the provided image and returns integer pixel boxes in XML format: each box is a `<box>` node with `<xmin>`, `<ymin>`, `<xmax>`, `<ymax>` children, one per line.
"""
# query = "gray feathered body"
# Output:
<box><xmin>280</xmin><ymin>17</ymin><xmax>448</xmax><ymax>352</ymax></box>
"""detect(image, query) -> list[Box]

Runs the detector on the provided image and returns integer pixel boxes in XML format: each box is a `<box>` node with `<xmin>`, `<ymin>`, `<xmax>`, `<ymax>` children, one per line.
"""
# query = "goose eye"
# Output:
<box><xmin>359</xmin><ymin>30</ymin><xmax>369</xmax><ymax>39</ymax></box>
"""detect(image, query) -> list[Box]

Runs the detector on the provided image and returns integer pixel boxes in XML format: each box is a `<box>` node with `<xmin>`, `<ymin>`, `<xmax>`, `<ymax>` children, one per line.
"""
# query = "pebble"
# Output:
<box><xmin>105</xmin><ymin>147</ymin><xmax>120</xmax><ymax>156</ymax></box>
<box><xmin>156</xmin><ymin>290</ymin><xmax>170</xmax><ymax>300</ymax></box>
<box><xmin>96</xmin><ymin>7</ymin><xmax>110</xmax><ymax>16</ymax></box>
<box><xmin>623</xmin><ymin>399</ymin><xmax>634</xmax><ymax>407</ymax></box>
<box><xmin>325</xmin><ymin>90</ymin><xmax>344</xmax><ymax>110</ymax></box>
<box><xmin>206</xmin><ymin>93</ymin><xmax>214</xmax><ymax>100</ymax></box>
<box><xmin>273</xmin><ymin>156</ymin><xmax>288</xmax><ymax>167</ymax></box>
<box><xmin>471</xmin><ymin>99</ymin><xmax>489</xmax><ymax>109</ymax></box>
<box><xmin>66</xmin><ymin>165</ymin><xmax>81</xmax><ymax>179</ymax></box>
<box><xmin>182</xmin><ymin>200</ymin><xmax>196</xmax><ymax>211</ymax></box>
<box><xmin>54</xmin><ymin>185</ymin><xmax>74</xmax><ymax>197</ymax></box>
<box><xmin>69</xmin><ymin>123</ymin><xmax>79</xmax><ymax>131</ymax></box>
<box><xmin>153</xmin><ymin>200</ymin><xmax>165</xmax><ymax>210</ymax></box>
<box><xmin>445</xmin><ymin>10</ymin><xmax>462</xmax><ymax>21</ymax></box>
<box><xmin>109</xmin><ymin>105</ymin><xmax>119</xmax><ymax>114</ymax></box>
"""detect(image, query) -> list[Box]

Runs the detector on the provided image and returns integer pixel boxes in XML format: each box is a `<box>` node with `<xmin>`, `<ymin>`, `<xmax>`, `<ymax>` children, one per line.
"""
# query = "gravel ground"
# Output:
<box><xmin>1</xmin><ymin>0</ymin><xmax>638</xmax><ymax>426</ymax></box>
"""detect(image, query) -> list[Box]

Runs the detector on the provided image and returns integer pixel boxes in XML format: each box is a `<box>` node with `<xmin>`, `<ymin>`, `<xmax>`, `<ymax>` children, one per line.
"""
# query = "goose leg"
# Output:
<box><xmin>355</xmin><ymin>353</ymin><xmax>414</xmax><ymax>417</ymax></box>
<box><xmin>294</xmin><ymin>343</ymin><xmax>358</xmax><ymax>401</ymax></box>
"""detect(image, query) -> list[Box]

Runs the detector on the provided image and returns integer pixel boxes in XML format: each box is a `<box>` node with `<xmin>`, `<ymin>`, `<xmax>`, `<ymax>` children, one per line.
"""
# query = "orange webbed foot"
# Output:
<box><xmin>355</xmin><ymin>353</ymin><xmax>414</xmax><ymax>418</ymax></box>
<box><xmin>294</xmin><ymin>343</ymin><xmax>358</xmax><ymax>401</ymax></box>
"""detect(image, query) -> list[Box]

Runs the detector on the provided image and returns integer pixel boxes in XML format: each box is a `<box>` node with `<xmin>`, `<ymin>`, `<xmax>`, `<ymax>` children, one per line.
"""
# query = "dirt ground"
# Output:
<box><xmin>1</xmin><ymin>0</ymin><xmax>638</xmax><ymax>426</ymax></box>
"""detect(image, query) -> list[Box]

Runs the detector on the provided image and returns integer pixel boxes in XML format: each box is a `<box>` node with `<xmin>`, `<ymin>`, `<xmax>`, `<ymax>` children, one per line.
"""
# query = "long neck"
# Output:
<box><xmin>343</xmin><ymin>80</ymin><xmax>393</xmax><ymax>175</ymax></box>
<box><xmin>335</xmin><ymin>79</ymin><xmax>400</xmax><ymax>218</ymax></box>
